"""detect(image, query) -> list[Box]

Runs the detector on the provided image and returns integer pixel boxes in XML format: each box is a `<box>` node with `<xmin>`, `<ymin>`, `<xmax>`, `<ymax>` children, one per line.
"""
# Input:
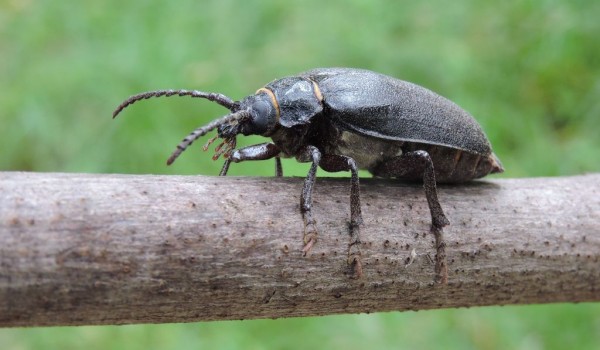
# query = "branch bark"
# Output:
<box><xmin>0</xmin><ymin>172</ymin><xmax>599</xmax><ymax>327</ymax></box>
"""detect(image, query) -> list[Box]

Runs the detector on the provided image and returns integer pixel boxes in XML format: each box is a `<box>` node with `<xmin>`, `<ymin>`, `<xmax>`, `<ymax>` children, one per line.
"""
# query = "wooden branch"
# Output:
<box><xmin>0</xmin><ymin>172</ymin><xmax>599</xmax><ymax>327</ymax></box>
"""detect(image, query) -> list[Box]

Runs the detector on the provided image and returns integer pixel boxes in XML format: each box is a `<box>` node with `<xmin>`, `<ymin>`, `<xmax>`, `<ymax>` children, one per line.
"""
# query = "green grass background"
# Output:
<box><xmin>1</xmin><ymin>0</ymin><xmax>599</xmax><ymax>349</ymax></box>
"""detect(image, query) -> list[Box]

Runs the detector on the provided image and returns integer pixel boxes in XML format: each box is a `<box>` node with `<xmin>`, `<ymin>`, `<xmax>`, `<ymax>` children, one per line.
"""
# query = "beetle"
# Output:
<box><xmin>113</xmin><ymin>67</ymin><xmax>503</xmax><ymax>281</ymax></box>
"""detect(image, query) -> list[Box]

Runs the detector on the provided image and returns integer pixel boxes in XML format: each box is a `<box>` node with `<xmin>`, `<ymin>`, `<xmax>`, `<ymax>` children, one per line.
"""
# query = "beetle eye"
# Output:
<box><xmin>239</xmin><ymin>100</ymin><xmax>271</xmax><ymax>136</ymax></box>
<box><xmin>250</xmin><ymin>101</ymin><xmax>270</xmax><ymax>131</ymax></box>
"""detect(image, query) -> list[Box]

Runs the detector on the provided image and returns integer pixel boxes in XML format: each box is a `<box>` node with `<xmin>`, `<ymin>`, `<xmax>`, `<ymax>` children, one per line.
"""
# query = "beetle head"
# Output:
<box><xmin>218</xmin><ymin>91</ymin><xmax>279</xmax><ymax>138</ymax></box>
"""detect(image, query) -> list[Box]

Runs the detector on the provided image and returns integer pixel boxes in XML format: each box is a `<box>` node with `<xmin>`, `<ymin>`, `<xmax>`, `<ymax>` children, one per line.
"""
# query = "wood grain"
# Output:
<box><xmin>0</xmin><ymin>172</ymin><xmax>599</xmax><ymax>327</ymax></box>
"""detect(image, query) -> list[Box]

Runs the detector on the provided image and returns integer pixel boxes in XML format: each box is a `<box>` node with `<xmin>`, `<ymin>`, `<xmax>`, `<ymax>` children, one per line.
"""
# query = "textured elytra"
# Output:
<box><xmin>301</xmin><ymin>68</ymin><xmax>492</xmax><ymax>156</ymax></box>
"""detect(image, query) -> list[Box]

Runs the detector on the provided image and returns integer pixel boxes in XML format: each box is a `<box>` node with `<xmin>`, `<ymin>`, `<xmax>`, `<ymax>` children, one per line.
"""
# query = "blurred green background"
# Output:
<box><xmin>1</xmin><ymin>0</ymin><xmax>599</xmax><ymax>349</ymax></box>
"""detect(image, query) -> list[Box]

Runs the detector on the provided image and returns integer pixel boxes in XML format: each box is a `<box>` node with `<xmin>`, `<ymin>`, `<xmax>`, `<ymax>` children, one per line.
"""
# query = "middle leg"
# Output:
<box><xmin>320</xmin><ymin>154</ymin><xmax>364</xmax><ymax>278</ymax></box>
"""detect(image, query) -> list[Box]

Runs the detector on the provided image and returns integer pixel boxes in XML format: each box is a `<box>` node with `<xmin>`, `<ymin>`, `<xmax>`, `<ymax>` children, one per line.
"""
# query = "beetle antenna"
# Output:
<box><xmin>112</xmin><ymin>89</ymin><xmax>238</xmax><ymax>118</ymax></box>
<box><xmin>166</xmin><ymin>109</ymin><xmax>251</xmax><ymax>165</ymax></box>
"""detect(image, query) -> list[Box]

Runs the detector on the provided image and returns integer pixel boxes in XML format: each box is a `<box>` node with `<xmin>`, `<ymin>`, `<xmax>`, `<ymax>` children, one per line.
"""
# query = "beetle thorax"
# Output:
<box><xmin>269</xmin><ymin>126</ymin><xmax>310</xmax><ymax>157</ymax></box>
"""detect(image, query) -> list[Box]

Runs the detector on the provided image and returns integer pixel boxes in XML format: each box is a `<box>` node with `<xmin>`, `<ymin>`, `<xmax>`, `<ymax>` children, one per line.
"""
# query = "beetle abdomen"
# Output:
<box><xmin>333</xmin><ymin>130</ymin><xmax>404</xmax><ymax>170</ymax></box>
<box><xmin>332</xmin><ymin>130</ymin><xmax>502</xmax><ymax>183</ymax></box>
<box><xmin>395</xmin><ymin>142</ymin><xmax>503</xmax><ymax>183</ymax></box>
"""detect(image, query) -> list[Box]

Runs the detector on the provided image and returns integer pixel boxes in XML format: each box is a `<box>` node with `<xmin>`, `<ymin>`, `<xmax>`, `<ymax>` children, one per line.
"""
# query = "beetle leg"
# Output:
<box><xmin>375</xmin><ymin>150</ymin><xmax>449</xmax><ymax>227</ymax></box>
<box><xmin>219</xmin><ymin>143</ymin><xmax>281</xmax><ymax>176</ymax></box>
<box><xmin>320</xmin><ymin>154</ymin><xmax>363</xmax><ymax>278</ymax></box>
<box><xmin>219</xmin><ymin>159</ymin><xmax>231</xmax><ymax>176</ymax></box>
<box><xmin>275</xmin><ymin>157</ymin><xmax>283</xmax><ymax>177</ymax></box>
<box><xmin>374</xmin><ymin>150</ymin><xmax>449</xmax><ymax>283</ymax></box>
<box><xmin>295</xmin><ymin>146</ymin><xmax>321</xmax><ymax>256</ymax></box>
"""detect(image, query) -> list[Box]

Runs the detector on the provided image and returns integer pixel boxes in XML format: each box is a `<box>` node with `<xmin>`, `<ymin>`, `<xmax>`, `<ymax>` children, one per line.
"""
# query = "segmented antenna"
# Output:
<box><xmin>112</xmin><ymin>89</ymin><xmax>237</xmax><ymax>118</ymax></box>
<box><xmin>166</xmin><ymin>110</ymin><xmax>251</xmax><ymax>165</ymax></box>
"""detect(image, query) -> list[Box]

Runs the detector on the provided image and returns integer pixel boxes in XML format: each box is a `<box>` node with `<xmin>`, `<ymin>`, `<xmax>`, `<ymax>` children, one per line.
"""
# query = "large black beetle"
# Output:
<box><xmin>114</xmin><ymin>67</ymin><xmax>504</xmax><ymax>281</ymax></box>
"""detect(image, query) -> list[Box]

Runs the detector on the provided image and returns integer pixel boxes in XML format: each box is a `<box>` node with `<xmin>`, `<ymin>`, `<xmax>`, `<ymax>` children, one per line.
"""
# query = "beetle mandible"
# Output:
<box><xmin>113</xmin><ymin>67</ymin><xmax>504</xmax><ymax>281</ymax></box>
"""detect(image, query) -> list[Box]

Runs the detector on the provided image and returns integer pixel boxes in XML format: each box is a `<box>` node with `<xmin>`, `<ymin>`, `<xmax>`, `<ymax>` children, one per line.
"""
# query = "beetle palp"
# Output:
<box><xmin>166</xmin><ymin>110</ymin><xmax>250</xmax><ymax>165</ymax></box>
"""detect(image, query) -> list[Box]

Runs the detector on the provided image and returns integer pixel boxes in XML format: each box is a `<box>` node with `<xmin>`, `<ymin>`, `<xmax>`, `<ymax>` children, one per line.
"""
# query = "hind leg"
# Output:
<box><xmin>373</xmin><ymin>150</ymin><xmax>449</xmax><ymax>283</ymax></box>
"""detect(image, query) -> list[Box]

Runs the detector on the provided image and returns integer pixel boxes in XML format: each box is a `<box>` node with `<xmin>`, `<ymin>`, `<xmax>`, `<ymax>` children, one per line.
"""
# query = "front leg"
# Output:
<box><xmin>295</xmin><ymin>145</ymin><xmax>321</xmax><ymax>255</ymax></box>
<box><xmin>218</xmin><ymin>143</ymin><xmax>281</xmax><ymax>176</ymax></box>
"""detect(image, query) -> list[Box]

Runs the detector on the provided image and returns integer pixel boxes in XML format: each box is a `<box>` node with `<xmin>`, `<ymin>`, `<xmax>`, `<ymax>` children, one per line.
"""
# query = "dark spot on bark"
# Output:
<box><xmin>262</xmin><ymin>290</ymin><xmax>276</xmax><ymax>304</ymax></box>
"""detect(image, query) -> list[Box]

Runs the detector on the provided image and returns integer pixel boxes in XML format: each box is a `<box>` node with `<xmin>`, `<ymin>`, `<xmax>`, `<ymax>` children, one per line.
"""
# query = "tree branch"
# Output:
<box><xmin>0</xmin><ymin>172</ymin><xmax>599</xmax><ymax>327</ymax></box>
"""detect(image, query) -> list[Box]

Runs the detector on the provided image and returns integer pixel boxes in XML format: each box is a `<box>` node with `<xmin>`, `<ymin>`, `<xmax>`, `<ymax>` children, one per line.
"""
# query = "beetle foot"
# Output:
<box><xmin>431</xmin><ymin>225</ymin><xmax>448</xmax><ymax>284</ymax></box>
<box><xmin>302</xmin><ymin>231</ymin><xmax>318</xmax><ymax>256</ymax></box>
<box><xmin>432</xmin><ymin>213</ymin><xmax>450</xmax><ymax>229</ymax></box>
<box><xmin>347</xmin><ymin>242</ymin><xmax>363</xmax><ymax>279</ymax></box>
<box><xmin>348</xmin><ymin>256</ymin><xmax>363</xmax><ymax>279</ymax></box>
